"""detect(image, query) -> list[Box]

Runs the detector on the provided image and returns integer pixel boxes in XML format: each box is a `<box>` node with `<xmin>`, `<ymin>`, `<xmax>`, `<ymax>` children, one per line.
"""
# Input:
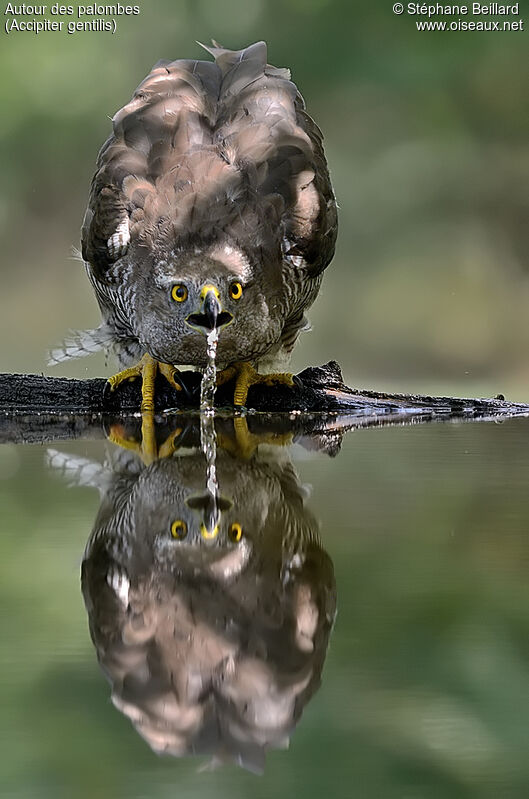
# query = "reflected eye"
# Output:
<box><xmin>171</xmin><ymin>284</ymin><xmax>188</xmax><ymax>302</ymax></box>
<box><xmin>170</xmin><ymin>520</ymin><xmax>188</xmax><ymax>539</ymax></box>
<box><xmin>229</xmin><ymin>281</ymin><xmax>243</xmax><ymax>300</ymax></box>
<box><xmin>228</xmin><ymin>522</ymin><xmax>243</xmax><ymax>542</ymax></box>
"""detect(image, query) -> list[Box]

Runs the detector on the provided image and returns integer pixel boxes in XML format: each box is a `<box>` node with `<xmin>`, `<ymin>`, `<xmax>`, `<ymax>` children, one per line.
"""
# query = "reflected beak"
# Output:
<box><xmin>186</xmin><ymin>285</ymin><xmax>233</xmax><ymax>334</ymax></box>
<box><xmin>200</xmin><ymin>521</ymin><xmax>219</xmax><ymax>540</ymax></box>
<box><xmin>186</xmin><ymin>491</ymin><xmax>226</xmax><ymax>540</ymax></box>
<box><xmin>200</xmin><ymin>500</ymin><xmax>220</xmax><ymax>540</ymax></box>
<box><xmin>200</xmin><ymin>495</ymin><xmax>221</xmax><ymax>540</ymax></box>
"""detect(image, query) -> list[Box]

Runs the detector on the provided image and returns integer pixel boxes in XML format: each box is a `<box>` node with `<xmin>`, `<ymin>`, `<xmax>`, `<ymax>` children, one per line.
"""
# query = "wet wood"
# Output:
<box><xmin>1</xmin><ymin>361</ymin><xmax>527</xmax><ymax>450</ymax></box>
<box><xmin>0</xmin><ymin>361</ymin><xmax>527</xmax><ymax>417</ymax></box>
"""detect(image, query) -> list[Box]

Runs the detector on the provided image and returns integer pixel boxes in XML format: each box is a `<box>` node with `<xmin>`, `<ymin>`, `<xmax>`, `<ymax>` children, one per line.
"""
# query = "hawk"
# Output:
<box><xmin>76</xmin><ymin>444</ymin><xmax>336</xmax><ymax>771</ymax></box>
<box><xmin>79</xmin><ymin>40</ymin><xmax>337</xmax><ymax>407</ymax></box>
<box><xmin>47</xmin><ymin>428</ymin><xmax>337</xmax><ymax>771</ymax></box>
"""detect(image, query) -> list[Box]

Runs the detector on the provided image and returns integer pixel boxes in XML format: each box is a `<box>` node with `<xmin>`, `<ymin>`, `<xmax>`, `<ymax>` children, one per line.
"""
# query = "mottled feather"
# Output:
<box><xmin>78</xmin><ymin>41</ymin><xmax>337</xmax><ymax>371</ymax></box>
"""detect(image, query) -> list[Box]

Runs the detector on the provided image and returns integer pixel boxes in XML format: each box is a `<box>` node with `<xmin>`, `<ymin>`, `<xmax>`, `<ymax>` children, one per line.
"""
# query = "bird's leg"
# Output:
<box><xmin>105</xmin><ymin>410</ymin><xmax>157</xmax><ymax>465</ymax></box>
<box><xmin>106</xmin><ymin>413</ymin><xmax>183</xmax><ymax>466</ymax></box>
<box><xmin>216</xmin><ymin>361</ymin><xmax>295</xmax><ymax>407</ymax></box>
<box><xmin>105</xmin><ymin>355</ymin><xmax>188</xmax><ymax>463</ymax></box>
<box><xmin>157</xmin><ymin>425</ymin><xmax>184</xmax><ymax>460</ymax></box>
<box><xmin>139</xmin><ymin>408</ymin><xmax>157</xmax><ymax>464</ymax></box>
<box><xmin>105</xmin><ymin>352</ymin><xmax>182</xmax><ymax>411</ymax></box>
<box><xmin>217</xmin><ymin>417</ymin><xmax>294</xmax><ymax>459</ymax></box>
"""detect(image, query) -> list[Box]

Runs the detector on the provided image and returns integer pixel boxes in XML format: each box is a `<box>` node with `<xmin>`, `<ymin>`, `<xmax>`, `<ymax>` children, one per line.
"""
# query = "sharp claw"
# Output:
<box><xmin>103</xmin><ymin>381</ymin><xmax>113</xmax><ymax>400</ymax></box>
<box><xmin>172</xmin><ymin>370</ymin><xmax>192</xmax><ymax>401</ymax></box>
<box><xmin>171</xmin><ymin>372</ymin><xmax>183</xmax><ymax>391</ymax></box>
<box><xmin>105</xmin><ymin>421</ymin><xmax>140</xmax><ymax>452</ymax></box>
<box><xmin>292</xmin><ymin>375</ymin><xmax>303</xmax><ymax>389</ymax></box>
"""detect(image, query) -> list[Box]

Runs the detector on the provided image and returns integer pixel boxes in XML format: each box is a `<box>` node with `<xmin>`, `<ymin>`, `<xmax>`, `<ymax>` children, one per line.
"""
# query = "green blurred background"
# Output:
<box><xmin>3</xmin><ymin>421</ymin><xmax>529</xmax><ymax>797</ymax></box>
<box><xmin>1</xmin><ymin>0</ymin><xmax>528</xmax><ymax>397</ymax></box>
<box><xmin>2</xmin><ymin>5</ymin><xmax>529</xmax><ymax>794</ymax></box>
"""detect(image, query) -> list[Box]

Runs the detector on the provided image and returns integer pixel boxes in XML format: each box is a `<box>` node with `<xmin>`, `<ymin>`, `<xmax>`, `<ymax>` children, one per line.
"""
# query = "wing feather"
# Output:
<box><xmin>82</xmin><ymin>41</ymin><xmax>337</xmax><ymax>279</ymax></box>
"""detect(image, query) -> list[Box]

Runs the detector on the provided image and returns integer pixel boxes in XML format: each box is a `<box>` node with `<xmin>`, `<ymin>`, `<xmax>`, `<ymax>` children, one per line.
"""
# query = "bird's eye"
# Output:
<box><xmin>171</xmin><ymin>284</ymin><xmax>188</xmax><ymax>302</ymax></box>
<box><xmin>228</xmin><ymin>522</ymin><xmax>243</xmax><ymax>542</ymax></box>
<box><xmin>170</xmin><ymin>519</ymin><xmax>188</xmax><ymax>539</ymax></box>
<box><xmin>229</xmin><ymin>281</ymin><xmax>243</xmax><ymax>300</ymax></box>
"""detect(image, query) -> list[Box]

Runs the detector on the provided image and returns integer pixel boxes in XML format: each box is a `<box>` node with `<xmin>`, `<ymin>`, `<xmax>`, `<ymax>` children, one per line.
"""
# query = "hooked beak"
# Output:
<box><xmin>204</xmin><ymin>290</ymin><xmax>220</xmax><ymax>330</ymax></box>
<box><xmin>186</xmin><ymin>285</ymin><xmax>233</xmax><ymax>334</ymax></box>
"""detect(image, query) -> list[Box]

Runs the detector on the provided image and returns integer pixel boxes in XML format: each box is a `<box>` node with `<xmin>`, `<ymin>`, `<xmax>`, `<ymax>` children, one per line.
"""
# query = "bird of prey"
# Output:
<box><xmin>46</xmin><ymin>415</ymin><xmax>338</xmax><ymax>771</ymax></box>
<box><xmin>53</xmin><ymin>438</ymin><xmax>336</xmax><ymax>772</ymax></box>
<box><xmin>79</xmin><ymin>40</ymin><xmax>337</xmax><ymax>407</ymax></box>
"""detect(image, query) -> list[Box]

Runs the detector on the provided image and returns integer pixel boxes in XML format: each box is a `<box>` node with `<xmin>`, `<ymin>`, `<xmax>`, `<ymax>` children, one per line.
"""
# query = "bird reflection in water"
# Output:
<box><xmin>49</xmin><ymin>416</ymin><xmax>336</xmax><ymax>772</ymax></box>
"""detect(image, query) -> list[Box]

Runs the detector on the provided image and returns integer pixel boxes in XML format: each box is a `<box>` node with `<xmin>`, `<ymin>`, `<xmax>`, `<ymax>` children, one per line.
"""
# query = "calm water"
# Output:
<box><xmin>1</xmin><ymin>414</ymin><xmax>529</xmax><ymax>798</ymax></box>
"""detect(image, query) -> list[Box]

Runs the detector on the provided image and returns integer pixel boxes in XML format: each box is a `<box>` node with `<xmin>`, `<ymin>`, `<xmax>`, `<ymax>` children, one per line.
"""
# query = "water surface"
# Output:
<box><xmin>1</xmin><ymin>416</ymin><xmax>529</xmax><ymax>798</ymax></box>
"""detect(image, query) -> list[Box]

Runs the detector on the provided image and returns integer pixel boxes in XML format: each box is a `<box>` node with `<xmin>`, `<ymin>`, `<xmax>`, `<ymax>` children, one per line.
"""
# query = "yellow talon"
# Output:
<box><xmin>106</xmin><ymin>414</ymin><xmax>183</xmax><ymax>465</ymax></box>
<box><xmin>158</xmin><ymin>427</ymin><xmax>183</xmax><ymax>460</ymax></box>
<box><xmin>216</xmin><ymin>361</ymin><xmax>295</xmax><ymax>407</ymax></box>
<box><xmin>157</xmin><ymin>362</ymin><xmax>185</xmax><ymax>394</ymax></box>
<box><xmin>106</xmin><ymin>352</ymin><xmax>182</xmax><ymax>412</ymax></box>
<box><xmin>105</xmin><ymin>355</ymin><xmax>187</xmax><ymax>464</ymax></box>
<box><xmin>217</xmin><ymin>417</ymin><xmax>294</xmax><ymax>459</ymax></box>
<box><xmin>105</xmin><ymin>410</ymin><xmax>157</xmax><ymax>464</ymax></box>
<box><xmin>106</xmin><ymin>423</ymin><xmax>140</xmax><ymax>452</ymax></box>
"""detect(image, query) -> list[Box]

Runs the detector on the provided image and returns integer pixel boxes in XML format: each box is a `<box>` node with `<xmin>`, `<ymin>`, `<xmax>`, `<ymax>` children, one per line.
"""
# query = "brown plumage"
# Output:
<box><xmin>75</xmin><ymin>41</ymin><xmax>337</xmax><ymax>400</ymax></box>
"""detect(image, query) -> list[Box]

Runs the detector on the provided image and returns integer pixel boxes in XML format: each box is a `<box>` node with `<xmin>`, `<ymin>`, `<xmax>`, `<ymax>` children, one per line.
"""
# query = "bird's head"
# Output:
<box><xmin>131</xmin><ymin>242</ymin><xmax>282</xmax><ymax>368</ymax></box>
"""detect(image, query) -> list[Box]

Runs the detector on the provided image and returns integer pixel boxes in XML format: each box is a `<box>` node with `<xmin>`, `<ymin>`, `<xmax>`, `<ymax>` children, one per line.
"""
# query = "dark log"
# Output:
<box><xmin>0</xmin><ymin>361</ymin><xmax>527</xmax><ymax>417</ymax></box>
<box><xmin>1</xmin><ymin>362</ymin><xmax>528</xmax><ymax>451</ymax></box>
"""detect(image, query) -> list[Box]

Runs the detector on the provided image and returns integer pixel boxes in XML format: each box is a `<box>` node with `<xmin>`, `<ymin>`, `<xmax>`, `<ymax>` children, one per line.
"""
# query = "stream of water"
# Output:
<box><xmin>200</xmin><ymin>327</ymin><xmax>219</xmax><ymax>413</ymax></box>
<box><xmin>199</xmin><ymin>327</ymin><xmax>219</xmax><ymax>533</ymax></box>
<box><xmin>199</xmin><ymin>409</ymin><xmax>218</xmax><ymax>533</ymax></box>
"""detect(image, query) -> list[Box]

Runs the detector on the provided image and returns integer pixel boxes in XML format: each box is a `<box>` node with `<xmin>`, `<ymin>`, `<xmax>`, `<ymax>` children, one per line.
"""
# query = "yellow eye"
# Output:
<box><xmin>229</xmin><ymin>281</ymin><xmax>243</xmax><ymax>300</ymax></box>
<box><xmin>170</xmin><ymin>520</ymin><xmax>188</xmax><ymax>539</ymax></box>
<box><xmin>171</xmin><ymin>284</ymin><xmax>188</xmax><ymax>302</ymax></box>
<box><xmin>228</xmin><ymin>522</ymin><xmax>242</xmax><ymax>542</ymax></box>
